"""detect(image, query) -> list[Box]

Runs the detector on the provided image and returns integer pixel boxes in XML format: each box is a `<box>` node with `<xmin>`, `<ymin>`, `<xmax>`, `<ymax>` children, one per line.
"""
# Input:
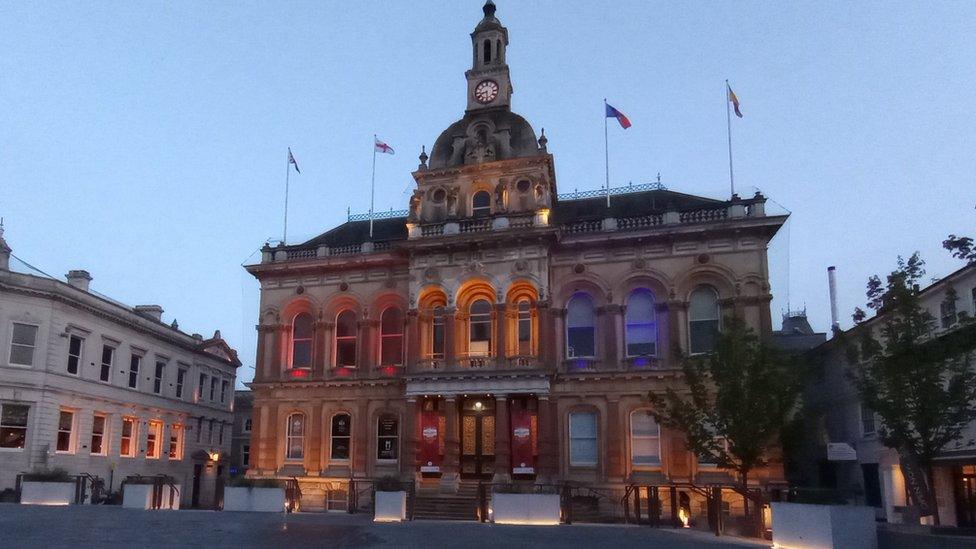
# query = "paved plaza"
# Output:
<box><xmin>0</xmin><ymin>504</ymin><xmax>767</xmax><ymax>548</ymax></box>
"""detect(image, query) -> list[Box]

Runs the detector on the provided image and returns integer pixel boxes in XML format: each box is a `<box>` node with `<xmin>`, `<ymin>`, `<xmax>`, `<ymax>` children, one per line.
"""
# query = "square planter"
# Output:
<box><xmin>492</xmin><ymin>493</ymin><xmax>561</xmax><ymax>525</ymax></box>
<box><xmin>20</xmin><ymin>481</ymin><xmax>75</xmax><ymax>506</ymax></box>
<box><xmin>123</xmin><ymin>483</ymin><xmax>181</xmax><ymax>510</ymax></box>
<box><xmin>771</xmin><ymin>502</ymin><xmax>877</xmax><ymax>549</ymax></box>
<box><xmin>223</xmin><ymin>486</ymin><xmax>286</xmax><ymax>512</ymax></box>
<box><xmin>374</xmin><ymin>491</ymin><xmax>407</xmax><ymax>522</ymax></box>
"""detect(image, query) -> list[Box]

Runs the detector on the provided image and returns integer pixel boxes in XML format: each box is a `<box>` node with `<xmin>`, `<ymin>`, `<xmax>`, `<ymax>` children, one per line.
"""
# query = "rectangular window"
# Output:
<box><xmin>90</xmin><ymin>414</ymin><xmax>107</xmax><ymax>456</ymax></box>
<box><xmin>195</xmin><ymin>417</ymin><xmax>203</xmax><ymax>443</ymax></box>
<box><xmin>9</xmin><ymin>323</ymin><xmax>38</xmax><ymax>366</ymax></box>
<box><xmin>128</xmin><ymin>354</ymin><xmax>141</xmax><ymax>389</ymax></box>
<box><xmin>431</xmin><ymin>308</ymin><xmax>445</xmax><ymax>359</ymax></box>
<box><xmin>120</xmin><ymin>417</ymin><xmax>137</xmax><ymax>457</ymax></box>
<box><xmin>176</xmin><ymin>368</ymin><xmax>187</xmax><ymax>399</ymax></box>
<box><xmin>569</xmin><ymin>412</ymin><xmax>598</xmax><ymax>466</ymax></box>
<box><xmin>209</xmin><ymin>377</ymin><xmax>217</xmax><ymax>401</ymax></box>
<box><xmin>696</xmin><ymin>437</ymin><xmax>729</xmax><ymax>467</ymax></box>
<box><xmin>56</xmin><ymin>410</ymin><xmax>75</xmax><ymax>453</ymax></box>
<box><xmin>99</xmin><ymin>345</ymin><xmax>114</xmax><ymax>382</ymax></box>
<box><xmin>198</xmin><ymin>373</ymin><xmax>207</xmax><ymax>402</ymax></box>
<box><xmin>218</xmin><ymin>423</ymin><xmax>224</xmax><ymax>445</ymax></box>
<box><xmin>242</xmin><ymin>444</ymin><xmax>250</xmax><ymax>467</ymax></box>
<box><xmin>0</xmin><ymin>404</ymin><xmax>29</xmax><ymax>449</ymax></box>
<box><xmin>377</xmin><ymin>415</ymin><xmax>398</xmax><ymax>461</ymax></box>
<box><xmin>169</xmin><ymin>425</ymin><xmax>183</xmax><ymax>460</ymax></box>
<box><xmin>630</xmin><ymin>411</ymin><xmax>661</xmax><ymax>466</ymax></box>
<box><xmin>331</xmin><ymin>414</ymin><xmax>351</xmax><ymax>461</ymax></box>
<box><xmin>208</xmin><ymin>419</ymin><xmax>214</xmax><ymax>444</ymax></box>
<box><xmin>861</xmin><ymin>402</ymin><xmax>876</xmax><ymax>437</ymax></box>
<box><xmin>67</xmin><ymin>335</ymin><xmax>84</xmax><ymax>375</ymax></box>
<box><xmin>146</xmin><ymin>420</ymin><xmax>162</xmax><ymax>459</ymax></box>
<box><xmin>243</xmin><ymin>418</ymin><xmax>252</xmax><ymax>432</ymax></box>
<box><xmin>153</xmin><ymin>361</ymin><xmax>165</xmax><ymax>394</ymax></box>
<box><xmin>941</xmin><ymin>299</ymin><xmax>957</xmax><ymax>329</ymax></box>
<box><xmin>220</xmin><ymin>380</ymin><xmax>228</xmax><ymax>404</ymax></box>
<box><xmin>567</xmin><ymin>327</ymin><xmax>595</xmax><ymax>358</ymax></box>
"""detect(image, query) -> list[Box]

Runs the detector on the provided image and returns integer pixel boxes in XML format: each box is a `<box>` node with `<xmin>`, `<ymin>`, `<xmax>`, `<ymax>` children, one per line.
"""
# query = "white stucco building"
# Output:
<box><xmin>0</xmin><ymin>228</ymin><xmax>241</xmax><ymax>508</ymax></box>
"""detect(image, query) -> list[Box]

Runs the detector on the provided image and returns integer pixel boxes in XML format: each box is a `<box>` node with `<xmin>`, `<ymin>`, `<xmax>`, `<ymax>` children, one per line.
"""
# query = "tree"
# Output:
<box><xmin>943</xmin><ymin>234</ymin><xmax>975</xmax><ymax>264</ymax></box>
<box><xmin>846</xmin><ymin>253</ymin><xmax>976</xmax><ymax>525</ymax></box>
<box><xmin>648</xmin><ymin>317</ymin><xmax>802</xmax><ymax>521</ymax></box>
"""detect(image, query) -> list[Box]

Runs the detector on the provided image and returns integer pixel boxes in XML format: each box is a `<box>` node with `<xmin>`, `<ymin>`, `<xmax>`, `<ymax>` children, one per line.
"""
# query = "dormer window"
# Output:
<box><xmin>472</xmin><ymin>191</ymin><xmax>491</xmax><ymax>217</ymax></box>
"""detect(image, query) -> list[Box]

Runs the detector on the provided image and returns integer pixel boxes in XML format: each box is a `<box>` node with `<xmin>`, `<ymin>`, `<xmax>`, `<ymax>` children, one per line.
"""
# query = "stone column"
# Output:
<box><xmin>406</xmin><ymin>309</ymin><xmax>420</xmax><ymax>370</ymax></box>
<box><xmin>307</xmin><ymin>402</ymin><xmax>323</xmax><ymax>473</ymax></box>
<box><xmin>606</xmin><ymin>399</ymin><xmax>624</xmax><ymax>482</ymax></box>
<box><xmin>403</xmin><ymin>398</ymin><xmax>418</xmax><ymax>477</ymax></box>
<box><xmin>357</xmin><ymin>319</ymin><xmax>377</xmax><ymax>372</ymax></box>
<box><xmin>536</xmin><ymin>301</ymin><xmax>551</xmax><ymax>366</ymax></box>
<box><xmin>271</xmin><ymin>325</ymin><xmax>284</xmax><ymax>380</ymax></box>
<box><xmin>353</xmin><ymin>400</ymin><xmax>369</xmax><ymax>477</ymax></box>
<box><xmin>441</xmin><ymin>397</ymin><xmax>459</xmax><ymax>492</ymax></box>
<box><xmin>551</xmin><ymin>308</ymin><xmax>566</xmax><ymax>371</ymax></box>
<box><xmin>312</xmin><ymin>320</ymin><xmax>330</xmax><ymax>379</ymax></box>
<box><xmin>444</xmin><ymin>307</ymin><xmax>457</xmax><ymax>367</ymax></box>
<box><xmin>254</xmin><ymin>325</ymin><xmax>269</xmax><ymax>382</ymax></box>
<box><xmin>493</xmin><ymin>395</ymin><xmax>511</xmax><ymax>482</ymax></box>
<box><xmin>494</xmin><ymin>303</ymin><xmax>507</xmax><ymax>365</ymax></box>
<box><xmin>667</xmin><ymin>300</ymin><xmax>685</xmax><ymax>358</ymax></box>
<box><xmin>602</xmin><ymin>304</ymin><xmax>622</xmax><ymax>370</ymax></box>
<box><xmin>654</xmin><ymin>302</ymin><xmax>671</xmax><ymax>365</ymax></box>
<box><xmin>536</xmin><ymin>396</ymin><xmax>557</xmax><ymax>482</ymax></box>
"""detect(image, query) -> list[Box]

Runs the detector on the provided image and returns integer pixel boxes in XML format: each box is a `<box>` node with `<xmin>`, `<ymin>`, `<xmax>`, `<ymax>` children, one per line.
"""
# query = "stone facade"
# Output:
<box><xmin>244</xmin><ymin>2</ymin><xmax>788</xmax><ymax>517</ymax></box>
<box><xmin>0</xmin><ymin>231</ymin><xmax>240</xmax><ymax>508</ymax></box>
<box><xmin>231</xmin><ymin>390</ymin><xmax>253</xmax><ymax>476</ymax></box>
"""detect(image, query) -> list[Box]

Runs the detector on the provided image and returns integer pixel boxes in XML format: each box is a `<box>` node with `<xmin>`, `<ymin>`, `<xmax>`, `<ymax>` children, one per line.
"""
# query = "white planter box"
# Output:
<box><xmin>771</xmin><ymin>502</ymin><xmax>877</xmax><ymax>549</ymax></box>
<box><xmin>492</xmin><ymin>493</ymin><xmax>561</xmax><ymax>525</ymax></box>
<box><xmin>123</xmin><ymin>483</ymin><xmax>181</xmax><ymax>510</ymax></box>
<box><xmin>20</xmin><ymin>481</ymin><xmax>75</xmax><ymax>506</ymax></box>
<box><xmin>374</xmin><ymin>491</ymin><xmax>407</xmax><ymax>522</ymax></box>
<box><xmin>223</xmin><ymin>486</ymin><xmax>286</xmax><ymax>512</ymax></box>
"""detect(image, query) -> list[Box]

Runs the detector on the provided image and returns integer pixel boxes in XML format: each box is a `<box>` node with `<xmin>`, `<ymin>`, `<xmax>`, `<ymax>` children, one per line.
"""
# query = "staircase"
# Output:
<box><xmin>411</xmin><ymin>480</ymin><xmax>481</xmax><ymax>521</ymax></box>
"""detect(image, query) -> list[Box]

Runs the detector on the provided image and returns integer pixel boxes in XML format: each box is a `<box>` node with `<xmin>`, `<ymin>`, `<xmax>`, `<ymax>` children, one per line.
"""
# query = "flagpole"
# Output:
<box><xmin>726</xmin><ymin>80</ymin><xmax>735</xmax><ymax>197</ymax></box>
<box><xmin>283</xmin><ymin>149</ymin><xmax>290</xmax><ymax>243</ymax></box>
<box><xmin>604</xmin><ymin>98</ymin><xmax>610</xmax><ymax>208</ymax></box>
<box><xmin>370</xmin><ymin>134</ymin><xmax>377</xmax><ymax>239</ymax></box>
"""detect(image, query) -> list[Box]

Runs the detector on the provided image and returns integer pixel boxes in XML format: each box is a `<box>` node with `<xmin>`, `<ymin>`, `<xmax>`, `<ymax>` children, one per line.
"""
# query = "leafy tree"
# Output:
<box><xmin>648</xmin><ymin>317</ymin><xmax>802</xmax><ymax>518</ymax></box>
<box><xmin>846</xmin><ymin>253</ymin><xmax>976</xmax><ymax>525</ymax></box>
<box><xmin>942</xmin><ymin>234</ymin><xmax>975</xmax><ymax>264</ymax></box>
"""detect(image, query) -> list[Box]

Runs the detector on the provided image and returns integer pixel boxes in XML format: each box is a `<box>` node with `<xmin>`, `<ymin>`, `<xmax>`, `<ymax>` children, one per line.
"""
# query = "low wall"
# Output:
<box><xmin>771</xmin><ymin>502</ymin><xmax>877</xmax><ymax>549</ymax></box>
<box><xmin>374</xmin><ymin>491</ymin><xmax>406</xmax><ymax>522</ymax></box>
<box><xmin>223</xmin><ymin>487</ymin><xmax>285</xmax><ymax>512</ymax></box>
<box><xmin>492</xmin><ymin>493</ymin><xmax>561</xmax><ymax>526</ymax></box>
<box><xmin>122</xmin><ymin>484</ymin><xmax>181</xmax><ymax>510</ymax></box>
<box><xmin>20</xmin><ymin>482</ymin><xmax>75</xmax><ymax>506</ymax></box>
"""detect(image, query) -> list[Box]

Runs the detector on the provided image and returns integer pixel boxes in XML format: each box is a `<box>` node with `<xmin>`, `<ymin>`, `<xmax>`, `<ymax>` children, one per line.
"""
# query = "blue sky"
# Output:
<box><xmin>2</xmin><ymin>1</ymin><xmax>973</xmax><ymax>385</ymax></box>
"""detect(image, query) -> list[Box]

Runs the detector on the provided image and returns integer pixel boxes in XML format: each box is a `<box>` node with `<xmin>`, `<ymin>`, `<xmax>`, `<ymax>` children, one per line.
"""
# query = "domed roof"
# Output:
<box><xmin>428</xmin><ymin>108</ymin><xmax>540</xmax><ymax>170</ymax></box>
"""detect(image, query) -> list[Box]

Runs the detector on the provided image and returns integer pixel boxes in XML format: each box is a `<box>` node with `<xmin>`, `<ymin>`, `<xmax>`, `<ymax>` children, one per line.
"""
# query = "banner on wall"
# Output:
<box><xmin>510</xmin><ymin>405</ymin><xmax>535</xmax><ymax>475</ymax></box>
<box><xmin>420</xmin><ymin>405</ymin><xmax>441</xmax><ymax>473</ymax></box>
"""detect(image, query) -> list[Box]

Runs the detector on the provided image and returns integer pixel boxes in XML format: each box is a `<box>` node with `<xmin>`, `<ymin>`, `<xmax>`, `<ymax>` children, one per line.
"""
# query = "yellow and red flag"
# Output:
<box><xmin>727</xmin><ymin>83</ymin><xmax>743</xmax><ymax>118</ymax></box>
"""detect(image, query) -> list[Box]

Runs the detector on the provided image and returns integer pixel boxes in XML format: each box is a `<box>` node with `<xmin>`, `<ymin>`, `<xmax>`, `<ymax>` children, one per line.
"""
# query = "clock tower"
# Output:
<box><xmin>465</xmin><ymin>1</ymin><xmax>512</xmax><ymax>112</ymax></box>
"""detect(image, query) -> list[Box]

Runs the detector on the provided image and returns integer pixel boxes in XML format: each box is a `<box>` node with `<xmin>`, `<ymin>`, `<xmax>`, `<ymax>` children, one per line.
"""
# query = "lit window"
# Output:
<box><xmin>689</xmin><ymin>286</ymin><xmax>720</xmax><ymax>354</ymax></box>
<box><xmin>286</xmin><ymin>413</ymin><xmax>305</xmax><ymax>460</ymax></box>
<box><xmin>377</xmin><ymin>414</ymin><xmax>399</xmax><ymax>461</ymax></box>
<box><xmin>472</xmin><ymin>191</ymin><xmax>491</xmax><ymax>217</ymax></box>
<box><xmin>625</xmin><ymin>290</ymin><xmax>657</xmax><ymax>357</ymax></box>
<box><xmin>176</xmin><ymin>368</ymin><xmax>187</xmax><ymax>399</ymax></box>
<box><xmin>335</xmin><ymin>311</ymin><xmax>358</xmax><ymax>367</ymax></box>
<box><xmin>0</xmin><ymin>404</ymin><xmax>29</xmax><ymax>449</ymax></box>
<box><xmin>430</xmin><ymin>306</ymin><xmax>446</xmax><ymax>359</ymax></box>
<box><xmin>99</xmin><ymin>345</ymin><xmax>114</xmax><ymax>382</ymax></box>
<box><xmin>67</xmin><ymin>335</ymin><xmax>84</xmax><ymax>375</ymax></box>
<box><xmin>630</xmin><ymin>410</ymin><xmax>661</xmax><ymax>466</ymax></box>
<box><xmin>517</xmin><ymin>299</ymin><xmax>533</xmax><ymax>355</ymax></box>
<box><xmin>56</xmin><ymin>410</ymin><xmax>74</xmax><ymax>453</ymax></box>
<box><xmin>127</xmin><ymin>354</ymin><xmax>141</xmax><ymax>389</ymax></box>
<box><xmin>569</xmin><ymin>411</ymin><xmax>598</xmax><ymax>466</ymax></box>
<box><xmin>147</xmin><ymin>420</ymin><xmax>162</xmax><ymax>459</ymax></box>
<box><xmin>120</xmin><ymin>417</ymin><xmax>137</xmax><ymax>457</ymax></box>
<box><xmin>291</xmin><ymin>313</ymin><xmax>313</xmax><ymax>368</ymax></box>
<box><xmin>153</xmin><ymin>361</ymin><xmax>165</xmax><ymax>395</ymax></box>
<box><xmin>90</xmin><ymin>414</ymin><xmax>107</xmax><ymax>456</ymax></box>
<box><xmin>567</xmin><ymin>294</ymin><xmax>596</xmax><ymax>358</ymax></box>
<box><xmin>9</xmin><ymin>323</ymin><xmax>37</xmax><ymax>366</ymax></box>
<box><xmin>468</xmin><ymin>299</ymin><xmax>492</xmax><ymax>356</ymax></box>
<box><xmin>380</xmin><ymin>307</ymin><xmax>404</xmax><ymax>366</ymax></box>
<box><xmin>331</xmin><ymin>413</ymin><xmax>351</xmax><ymax>461</ymax></box>
<box><xmin>169</xmin><ymin>424</ymin><xmax>183</xmax><ymax>460</ymax></box>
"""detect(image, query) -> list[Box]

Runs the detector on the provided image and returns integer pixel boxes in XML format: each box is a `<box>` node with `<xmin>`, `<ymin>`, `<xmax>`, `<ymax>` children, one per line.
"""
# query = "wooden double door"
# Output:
<box><xmin>459</xmin><ymin>397</ymin><xmax>495</xmax><ymax>479</ymax></box>
<box><xmin>956</xmin><ymin>465</ymin><xmax>976</xmax><ymax>527</ymax></box>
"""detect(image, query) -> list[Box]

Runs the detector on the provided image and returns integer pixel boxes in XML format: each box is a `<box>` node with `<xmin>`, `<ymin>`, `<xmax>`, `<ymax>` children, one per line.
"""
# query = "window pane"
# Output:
<box><xmin>292</xmin><ymin>341</ymin><xmax>312</xmax><ymax>368</ymax></box>
<box><xmin>690</xmin><ymin>320</ymin><xmax>720</xmax><ymax>354</ymax></box>
<box><xmin>2</xmin><ymin>404</ymin><xmax>29</xmax><ymax>426</ymax></box>
<box><xmin>336</xmin><ymin>340</ymin><xmax>356</xmax><ymax>366</ymax></box>
<box><xmin>332</xmin><ymin>415</ymin><xmax>351</xmax><ymax>437</ymax></box>
<box><xmin>381</xmin><ymin>308</ymin><xmax>403</xmax><ymax>335</ymax></box>
<box><xmin>690</xmin><ymin>287</ymin><xmax>719</xmax><ymax>320</ymax></box>
<box><xmin>11</xmin><ymin>324</ymin><xmax>37</xmax><ymax>346</ymax></box>
<box><xmin>567</xmin><ymin>327</ymin><xmax>595</xmax><ymax>357</ymax></box>
<box><xmin>0</xmin><ymin>404</ymin><xmax>29</xmax><ymax>449</ymax></box>
<box><xmin>567</xmin><ymin>296</ymin><xmax>595</xmax><ymax>328</ymax></box>
<box><xmin>293</xmin><ymin>313</ymin><xmax>313</xmax><ymax>339</ymax></box>
<box><xmin>336</xmin><ymin>311</ymin><xmax>357</xmax><ymax>337</ymax></box>
<box><xmin>381</xmin><ymin>335</ymin><xmax>403</xmax><ymax>365</ymax></box>
<box><xmin>632</xmin><ymin>438</ymin><xmax>660</xmax><ymax>464</ymax></box>
<box><xmin>631</xmin><ymin>411</ymin><xmax>658</xmax><ymax>436</ymax></box>
<box><xmin>569</xmin><ymin>412</ymin><xmax>596</xmax><ymax>437</ymax></box>
<box><xmin>570</xmin><ymin>438</ymin><xmax>597</xmax><ymax>465</ymax></box>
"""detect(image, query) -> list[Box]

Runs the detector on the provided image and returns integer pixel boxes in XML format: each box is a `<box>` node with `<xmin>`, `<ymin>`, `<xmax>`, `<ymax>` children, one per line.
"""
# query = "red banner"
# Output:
<box><xmin>510</xmin><ymin>405</ymin><xmax>534</xmax><ymax>474</ymax></box>
<box><xmin>420</xmin><ymin>406</ymin><xmax>441</xmax><ymax>472</ymax></box>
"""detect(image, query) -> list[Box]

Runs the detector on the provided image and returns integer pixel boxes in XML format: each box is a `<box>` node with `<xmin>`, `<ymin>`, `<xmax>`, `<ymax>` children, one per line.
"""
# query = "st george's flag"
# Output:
<box><xmin>727</xmin><ymin>83</ymin><xmax>743</xmax><ymax>118</ymax></box>
<box><xmin>374</xmin><ymin>138</ymin><xmax>395</xmax><ymax>155</ymax></box>
<box><xmin>605</xmin><ymin>103</ymin><xmax>632</xmax><ymax>129</ymax></box>
<box><xmin>288</xmin><ymin>147</ymin><xmax>301</xmax><ymax>173</ymax></box>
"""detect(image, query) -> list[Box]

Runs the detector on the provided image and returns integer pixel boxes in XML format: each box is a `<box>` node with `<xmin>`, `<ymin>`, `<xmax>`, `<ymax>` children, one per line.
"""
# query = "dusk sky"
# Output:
<box><xmin>3</xmin><ymin>1</ymin><xmax>973</xmax><ymax>386</ymax></box>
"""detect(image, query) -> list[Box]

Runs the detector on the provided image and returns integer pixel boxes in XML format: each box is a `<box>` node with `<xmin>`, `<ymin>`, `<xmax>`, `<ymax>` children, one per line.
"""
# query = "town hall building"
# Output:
<box><xmin>245</xmin><ymin>2</ymin><xmax>788</xmax><ymax>520</ymax></box>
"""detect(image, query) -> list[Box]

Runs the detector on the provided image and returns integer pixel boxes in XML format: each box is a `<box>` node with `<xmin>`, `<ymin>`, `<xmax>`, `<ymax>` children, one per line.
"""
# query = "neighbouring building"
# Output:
<box><xmin>797</xmin><ymin>263</ymin><xmax>976</xmax><ymax>527</ymax></box>
<box><xmin>231</xmin><ymin>390</ymin><xmax>253</xmax><ymax>477</ymax></box>
<box><xmin>772</xmin><ymin>309</ymin><xmax>826</xmax><ymax>354</ymax></box>
<box><xmin>244</xmin><ymin>2</ymin><xmax>788</xmax><ymax>521</ymax></box>
<box><xmin>0</xmin><ymin>228</ymin><xmax>241</xmax><ymax>508</ymax></box>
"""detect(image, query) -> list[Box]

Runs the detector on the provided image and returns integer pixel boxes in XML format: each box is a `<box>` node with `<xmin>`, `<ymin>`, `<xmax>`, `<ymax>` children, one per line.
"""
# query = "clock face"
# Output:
<box><xmin>474</xmin><ymin>79</ymin><xmax>499</xmax><ymax>104</ymax></box>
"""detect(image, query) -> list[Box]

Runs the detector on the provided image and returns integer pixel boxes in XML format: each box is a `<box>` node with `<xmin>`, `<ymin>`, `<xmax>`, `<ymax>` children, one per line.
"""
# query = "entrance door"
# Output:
<box><xmin>191</xmin><ymin>464</ymin><xmax>202</xmax><ymax>508</ymax></box>
<box><xmin>459</xmin><ymin>398</ymin><xmax>495</xmax><ymax>479</ymax></box>
<box><xmin>956</xmin><ymin>465</ymin><xmax>976</xmax><ymax>527</ymax></box>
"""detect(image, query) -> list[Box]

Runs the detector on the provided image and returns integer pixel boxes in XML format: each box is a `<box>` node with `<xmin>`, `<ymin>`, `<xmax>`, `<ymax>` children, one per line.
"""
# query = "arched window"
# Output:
<box><xmin>469</xmin><ymin>299</ymin><xmax>492</xmax><ymax>356</ymax></box>
<box><xmin>291</xmin><ymin>313</ymin><xmax>313</xmax><ymax>368</ymax></box>
<box><xmin>689</xmin><ymin>286</ymin><xmax>721</xmax><ymax>354</ymax></box>
<box><xmin>431</xmin><ymin>306</ymin><xmax>446</xmax><ymax>359</ymax></box>
<box><xmin>472</xmin><ymin>191</ymin><xmax>491</xmax><ymax>217</ymax></box>
<box><xmin>377</xmin><ymin>414</ymin><xmax>399</xmax><ymax>461</ymax></box>
<box><xmin>286</xmin><ymin>413</ymin><xmax>305</xmax><ymax>460</ymax></box>
<box><xmin>566</xmin><ymin>294</ymin><xmax>596</xmax><ymax>358</ymax></box>
<box><xmin>483</xmin><ymin>38</ymin><xmax>491</xmax><ymax>64</ymax></box>
<box><xmin>335</xmin><ymin>310</ymin><xmax>358</xmax><ymax>367</ymax></box>
<box><xmin>380</xmin><ymin>307</ymin><xmax>404</xmax><ymax>366</ymax></box>
<box><xmin>517</xmin><ymin>299</ymin><xmax>532</xmax><ymax>355</ymax></box>
<box><xmin>625</xmin><ymin>290</ymin><xmax>657</xmax><ymax>357</ymax></box>
<box><xmin>330</xmin><ymin>413</ymin><xmax>351</xmax><ymax>461</ymax></box>
<box><xmin>630</xmin><ymin>410</ymin><xmax>661</xmax><ymax>466</ymax></box>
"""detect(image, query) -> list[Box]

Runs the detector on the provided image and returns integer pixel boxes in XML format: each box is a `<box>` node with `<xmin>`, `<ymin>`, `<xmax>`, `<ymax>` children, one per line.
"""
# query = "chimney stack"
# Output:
<box><xmin>134</xmin><ymin>305</ymin><xmax>164</xmax><ymax>322</ymax></box>
<box><xmin>827</xmin><ymin>266</ymin><xmax>840</xmax><ymax>332</ymax></box>
<box><xmin>65</xmin><ymin>270</ymin><xmax>93</xmax><ymax>292</ymax></box>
